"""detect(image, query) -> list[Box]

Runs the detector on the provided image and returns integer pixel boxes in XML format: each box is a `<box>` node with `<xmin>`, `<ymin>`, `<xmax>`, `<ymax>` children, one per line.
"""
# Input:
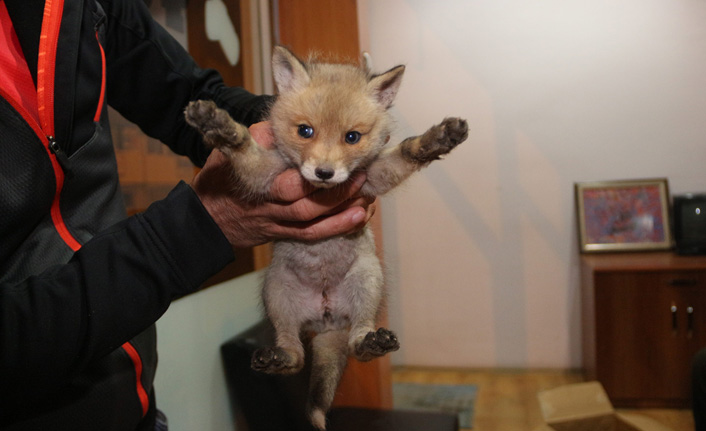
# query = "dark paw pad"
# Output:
<box><xmin>356</xmin><ymin>328</ymin><xmax>400</xmax><ymax>359</ymax></box>
<box><xmin>251</xmin><ymin>347</ymin><xmax>296</xmax><ymax>374</ymax></box>
<box><xmin>416</xmin><ymin>117</ymin><xmax>469</xmax><ymax>162</ymax></box>
<box><xmin>184</xmin><ymin>100</ymin><xmax>217</xmax><ymax>128</ymax></box>
<box><xmin>184</xmin><ymin>100</ymin><xmax>241</xmax><ymax>148</ymax></box>
<box><xmin>440</xmin><ymin>117</ymin><xmax>469</xmax><ymax>147</ymax></box>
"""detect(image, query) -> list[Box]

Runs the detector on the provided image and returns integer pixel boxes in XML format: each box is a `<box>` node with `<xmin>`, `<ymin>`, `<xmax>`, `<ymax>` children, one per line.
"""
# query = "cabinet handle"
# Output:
<box><xmin>667</xmin><ymin>278</ymin><xmax>698</xmax><ymax>286</ymax></box>
<box><xmin>671</xmin><ymin>304</ymin><xmax>678</xmax><ymax>332</ymax></box>
<box><xmin>687</xmin><ymin>306</ymin><xmax>694</xmax><ymax>338</ymax></box>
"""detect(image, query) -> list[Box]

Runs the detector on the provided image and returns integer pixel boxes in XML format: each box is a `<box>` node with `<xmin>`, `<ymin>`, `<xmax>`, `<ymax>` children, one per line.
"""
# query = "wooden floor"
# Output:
<box><xmin>392</xmin><ymin>367</ymin><xmax>694</xmax><ymax>431</ymax></box>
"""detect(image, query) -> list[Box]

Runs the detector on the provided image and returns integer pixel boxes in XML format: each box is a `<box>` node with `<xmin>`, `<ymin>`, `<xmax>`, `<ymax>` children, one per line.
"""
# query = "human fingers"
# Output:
<box><xmin>322</xmin><ymin>194</ymin><xmax>376</xmax><ymax>218</ymax></box>
<box><xmin>249</xmin><ymin>121</ymin><xmax>275</xmax><ymax>149</ymax></box>
<box><xmin>268</xmin><ymin>169</ymin><xmax>316</xmax><ymax>202</ymax></box>
<box><xmin>270</xmin><ymin>206</ymin><xmax>369</xmax><ymax>242</ymax></box>
<box><xmin>266</xmin><ymin>173</ymin><xmax>367</xmax><ymax>222</ymax></box>
<box><xmin>191</xmin><ymin>149</ymin><xmax>234</xmax><ymax>195</ymax></box>
<box><xmin>267</xmin><ymin>169</ymin><xmax>366</xmax><ymax>207</ymax></box>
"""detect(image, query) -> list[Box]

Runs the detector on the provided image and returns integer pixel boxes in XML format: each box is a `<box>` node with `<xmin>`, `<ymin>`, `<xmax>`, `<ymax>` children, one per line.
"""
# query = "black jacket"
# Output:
<box><xmin>0</xmin><ymin>0</ymin><xmax>271</xmax><ymax>429</ymax></box>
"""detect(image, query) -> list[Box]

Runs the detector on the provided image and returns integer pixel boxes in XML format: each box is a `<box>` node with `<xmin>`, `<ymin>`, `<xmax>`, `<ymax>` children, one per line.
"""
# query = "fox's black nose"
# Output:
<box><xmin>315</xmin><ymin>167</ymin><xmax>335</xmax><ymax>180</ymax></box>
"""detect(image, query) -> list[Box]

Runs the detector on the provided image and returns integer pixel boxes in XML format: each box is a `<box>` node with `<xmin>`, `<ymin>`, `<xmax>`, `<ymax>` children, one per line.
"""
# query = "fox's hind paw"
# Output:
<box><xmin>251</xmin><ymin>346</ymin><xmax>303</xmax><ymax>375</ymax></box>
<box><xmin>184</xmin><ymin>100</ymin><xmax>249</xmax><ymax>149</ymax></box>
<box><xmin>408</xmin><ymin>117</ymin><xmax>468</xmax><ymax>164</ymax></box>
<box><xmin>354</xmin><ymin>328</ymin><xmax>400</xmax><ymax>362</ymax></box>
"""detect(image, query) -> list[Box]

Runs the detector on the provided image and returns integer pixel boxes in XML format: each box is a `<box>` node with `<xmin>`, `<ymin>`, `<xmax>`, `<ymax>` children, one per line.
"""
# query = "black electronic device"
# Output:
<box><xmin>673</xmin><ymin>193</ymin><xmax>706</xmax><ymax>255</ymax></box>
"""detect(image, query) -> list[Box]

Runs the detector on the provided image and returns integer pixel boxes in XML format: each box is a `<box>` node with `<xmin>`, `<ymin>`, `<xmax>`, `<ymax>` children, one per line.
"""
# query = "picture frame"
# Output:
<box><xmin>575</xmin><ymin>178</ymin><xmax>672</xmax><ymax>253</ymax></box>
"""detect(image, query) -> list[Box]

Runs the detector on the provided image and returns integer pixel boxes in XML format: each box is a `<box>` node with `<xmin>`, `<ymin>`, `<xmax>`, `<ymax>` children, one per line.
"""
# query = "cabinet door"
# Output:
<box><xmin>594</xmin><ymin>271</ymin><xmax>706</xmax><ymax>407</ymax></box>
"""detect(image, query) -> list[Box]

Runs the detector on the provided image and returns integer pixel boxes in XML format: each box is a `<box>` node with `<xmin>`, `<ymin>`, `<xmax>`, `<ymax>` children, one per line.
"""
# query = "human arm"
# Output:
<box><xmin>99</xmin><ymin>0</ymin><xmax>271</xmax><ymax>166</ymax></box>
<box><xmin>96</xmin><ymin>0</ymin><xmax>378</xmax><ymax>242</ymax></box>
<box><xmin>0</xmin><ymin>181</ymin><xmax>234</xmax><ymax>403</ymax></box>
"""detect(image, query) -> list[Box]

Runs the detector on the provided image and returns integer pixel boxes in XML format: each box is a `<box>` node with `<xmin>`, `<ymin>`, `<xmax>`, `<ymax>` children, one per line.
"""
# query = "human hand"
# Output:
<box><xmin>191</xmin><ymin>122</ymin><xmax>376</xmax><ymax>248</ymax></box>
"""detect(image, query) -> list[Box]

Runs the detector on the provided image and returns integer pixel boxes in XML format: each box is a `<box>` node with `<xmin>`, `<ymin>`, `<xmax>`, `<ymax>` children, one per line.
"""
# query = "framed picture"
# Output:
<box><xmin>575</xmin><ymin>178</ymin><xmax>672</xmax><ymax>253</ymax></box>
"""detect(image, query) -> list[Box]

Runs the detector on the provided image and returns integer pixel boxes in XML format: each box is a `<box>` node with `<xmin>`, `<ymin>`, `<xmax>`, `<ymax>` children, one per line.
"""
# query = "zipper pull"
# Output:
<box><xmin>94</xmin><ymin>14</ymin><xmax>106</xmax><ymax>31</ymax></box>
<box><xmin>48</xmin><ymin>136</ymin><xmax>74</xmax><ymax>179</ymax></box>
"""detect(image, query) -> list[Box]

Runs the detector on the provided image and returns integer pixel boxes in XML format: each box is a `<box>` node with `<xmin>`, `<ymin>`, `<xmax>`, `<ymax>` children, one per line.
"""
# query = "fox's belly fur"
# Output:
<box><xmin>263</xmin><ymin>226</ymin><xmax>383</xmax><ymax>334</ymax></box>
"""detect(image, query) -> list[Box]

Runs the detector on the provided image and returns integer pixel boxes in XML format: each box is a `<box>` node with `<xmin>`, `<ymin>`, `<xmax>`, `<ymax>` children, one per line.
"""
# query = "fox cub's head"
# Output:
<box><xmin>269</xmin><ymin>46</ymin><xmax>404</xmax><ymax>189</ymax></box>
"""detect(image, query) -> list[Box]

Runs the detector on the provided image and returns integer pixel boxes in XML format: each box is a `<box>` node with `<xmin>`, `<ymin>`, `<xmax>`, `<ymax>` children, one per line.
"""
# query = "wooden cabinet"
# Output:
<box><xmin>581</xmin><ymin>252</ymin><xmax>706</xmax><ymax>408</ymax></box>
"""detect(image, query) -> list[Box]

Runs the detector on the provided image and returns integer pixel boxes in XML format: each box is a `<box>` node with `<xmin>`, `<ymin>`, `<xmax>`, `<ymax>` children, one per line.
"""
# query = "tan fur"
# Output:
<box><xmin>184</xmin><ymin>46</ymin><xmax>468</xmax><ymax>430</ymax></box>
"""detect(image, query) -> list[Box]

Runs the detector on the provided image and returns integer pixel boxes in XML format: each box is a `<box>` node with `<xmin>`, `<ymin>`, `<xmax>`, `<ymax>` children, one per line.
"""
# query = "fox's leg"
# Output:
<box><xmin>308</xmin><ymin>329</ymin><xmax>348</xmax><ymax>430</ymax></box>
<box><xmin>353</xmin><ymin>327</ymin><xmax>400</xmax><ymax>362</ymax></box>
<box><xmin>361</xmin><ymin>117</ymin><xmax>468</xmax><ymax>197</ymax></box>
<box><xmin>184</xmin><ymin>100</ymin><xmax>285</xmax><ymax>197</ymax></box>
<box><xmin>250</xmin><ymin>323</ymin><xmax>305</xmax><ymax>375</ymax></box>
<box><xmin>341</xmin><ymin>232</ymin><xmax>400</xmax><ymax>362</ymax></box>
<box><xmin>251</xmin><ymin>266</ymin><xmax>308</xmax><ymax>375</ymax></box>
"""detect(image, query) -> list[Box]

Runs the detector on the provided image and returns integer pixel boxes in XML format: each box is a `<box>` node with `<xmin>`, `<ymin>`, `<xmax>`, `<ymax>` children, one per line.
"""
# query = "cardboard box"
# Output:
<box><xmin>533</xmin><ymin>382</ymin><xmax>674</xmax><ymax>431</ymax></box>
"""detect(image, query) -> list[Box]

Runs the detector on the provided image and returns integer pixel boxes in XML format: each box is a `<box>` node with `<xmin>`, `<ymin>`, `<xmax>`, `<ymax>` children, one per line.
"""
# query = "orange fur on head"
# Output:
<box><xmin>269</xmin><ymin>46</ymin><xmax>404</xmax><ymax>188</ymax></box>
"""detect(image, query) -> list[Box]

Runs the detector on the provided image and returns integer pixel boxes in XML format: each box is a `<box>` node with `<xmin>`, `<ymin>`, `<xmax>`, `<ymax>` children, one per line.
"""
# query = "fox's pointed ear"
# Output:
<box><xmin>272</xmin><ymin>46</ymin><xmax>310</xmax><ymax>93</ymax></box>
<box><xmin>368</xmin><ymin>65</ymin><xmax>405</xmax><ymax>109</ymax></box>
<box><xmin>361</xmin><ymin>52</ymin><xmax>373</xmax><ymax>74</ymax></box>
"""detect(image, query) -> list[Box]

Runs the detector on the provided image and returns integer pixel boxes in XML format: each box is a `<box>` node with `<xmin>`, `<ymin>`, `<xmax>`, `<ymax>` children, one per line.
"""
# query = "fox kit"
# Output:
<box><xmin>185</xmin><ymin>46</ymin><xmax>468</xmax><ymax>430</ymax></box>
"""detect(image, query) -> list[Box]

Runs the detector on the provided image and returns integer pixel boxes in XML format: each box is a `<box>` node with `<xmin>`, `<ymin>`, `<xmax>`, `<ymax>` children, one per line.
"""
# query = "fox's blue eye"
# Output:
<box><xmin>345</xmin><ymin>131</ymin><xmax>361</xmax><ymax>145</ymax></box>
<box><xmin>298</xmin><ymin>125</ymin><xmax>314</xmax><ymax>138</ymax></box>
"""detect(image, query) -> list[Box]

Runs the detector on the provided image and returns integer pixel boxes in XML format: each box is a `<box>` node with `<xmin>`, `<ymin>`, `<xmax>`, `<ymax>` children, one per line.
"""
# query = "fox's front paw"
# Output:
<box><xmin>251</xmin><ymin>347</ymin><xmax>303</xmax><ymax>375</ymax></box>
<box><xmin>184</xmin><ymin>100</ymin><xmax>248</xmax><ymax>149</ymax></box>
<box><xmin>354</xmin><ymin>328</ymin><xmax>400</xmax><ymax>362</ymax></box>
<box><xmin>407</xmin><ymin>117</ymin><xmax>468</xmax><ymax>164</ymax></box>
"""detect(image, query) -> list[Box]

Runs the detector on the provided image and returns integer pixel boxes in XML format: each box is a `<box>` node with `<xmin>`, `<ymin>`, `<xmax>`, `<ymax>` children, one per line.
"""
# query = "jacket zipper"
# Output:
<box><xmin>32</xmin><ymin>0</ymin><xmax>151</xmax><ymax>418</ymax></box>
<box><xmin>0</xmin><ymin>85</ymin><xmax>81</xmax><ymax>252</ymax></box>
<box><xmin>48</xmin><ymin>136</ymin><xmax>73</xmax><ymax>178</ymax></box>
<box><xmin>37</xmin><ymin>0</ymin><xmax>63</xmax><ymax>139</ymax></box>
<box><xmin>93</xmin><ymin>23</ymin><xmax>106</xmax><ymax>122</ymax></box>
<box><xmin>35</xmin><ymin>0</ymin><xmax>80</xmax><ymax>252</ymax></box>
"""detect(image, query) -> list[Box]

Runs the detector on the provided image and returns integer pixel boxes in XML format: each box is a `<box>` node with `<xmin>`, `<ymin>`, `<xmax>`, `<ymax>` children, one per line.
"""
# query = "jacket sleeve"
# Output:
<box><xmin>1</xmin><ymin>0</ymin><xmax>257</xmax><ymax>403</ymax></box>
<box><xmin>0</xmin><ymin>183</ymin><xmax>234</xmax><ymax>402</ymax></box>
<box><xmin>99</xmin><ymin>0</ymin><xmax>274</xmax><ymax>167</ymax></box>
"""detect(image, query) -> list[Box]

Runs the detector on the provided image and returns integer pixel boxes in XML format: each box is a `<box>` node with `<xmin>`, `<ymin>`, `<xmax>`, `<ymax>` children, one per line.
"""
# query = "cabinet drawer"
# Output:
<box><xmin>646</xmin><ymin>271</ymin><xmax>706</xmax><ymax>288</ymax></box>
<box><xmin>596</xmin><ymin>270</ymin><xmax>706</xmax><ymax>291</ymax></box>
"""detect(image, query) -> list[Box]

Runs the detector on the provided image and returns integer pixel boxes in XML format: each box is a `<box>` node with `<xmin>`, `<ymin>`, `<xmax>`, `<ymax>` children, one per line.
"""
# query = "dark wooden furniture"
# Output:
<box><xmin>581</xmin><ymin>252</ymin><xmax>706</xmax><ymax>407</ymax></box>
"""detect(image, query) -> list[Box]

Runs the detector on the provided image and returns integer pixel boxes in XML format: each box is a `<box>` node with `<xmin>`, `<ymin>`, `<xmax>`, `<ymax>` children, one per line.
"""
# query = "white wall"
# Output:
<box><xmin>359</xmin><ymin>0</ymin><xmax>706</xmax><ymax>368</ymax></box>
<box><xmin>154</xmin><ymin>271</ymin><xmax>263</xmax><ymax>431</ymax></box>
